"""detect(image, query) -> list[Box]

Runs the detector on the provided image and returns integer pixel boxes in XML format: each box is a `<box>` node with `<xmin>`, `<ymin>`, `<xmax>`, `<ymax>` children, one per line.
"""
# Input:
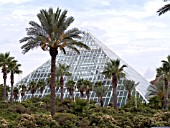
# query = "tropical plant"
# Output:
<box><xmin>83</xmin><ymin>80</ymin><xmax>92</xmax><ymax>101</ymax></box>
<box><xmin>28</xmin><ymin>81</ymin><xmax>37</xmax><ymax>97</ymax></box>
<box><xmin>66</xmin><ymin>79</ymin><xmax>75</xmax><ymax>98</ymax></box>
<box><xmin>156</xmin><ymin>55</ymin><xmax>170</xmax><ymax>109</ymax></box>
<box><xmin>13</xmin><ymin>87</ymin><xmax>19</xmax><ymax>101</ymax></box>
<box><xmin>20</xmin><ymin>7</ymin><xmax>90</xmax><ymax>118</ymax></box>
<box><xmin>102</xmin><ymin>59</ymin><xmax>127</xmax><ymax>110</ymax></box>
<box><xmin>8</xmin><ymin>60</ymin><xmax>22</xmax><ymax>104</ymax></box>
<box><xmin>157</xmin><ymin>0</ymin><xmax>170</xmax><ymax>16</ymax></box>
<box><xmin>19</xmin><ymin>83</ymin><xmax>27</xmax><ymax>100</ymax></box>
<box><xmin>123</xmin><ymin>79</ymin><xmax>139</xmax><ymax>100</ymax></box>
<box><xmin>0</xmin><ymin>52</ymin><xmax>15</xmax><ymax>101</ymax></box>
<box><xmin>56</xmin><ymin>63</ymin><xmax>71</xmax><ymax>102</ymax></box>
<box><xmin>37</xmin><ymin>79</ymin><xmax>46</xmax><ymax>97</ymax></box>
<box><xmin>94</xmin><ymin>81</ymin><xmax>107</xmax><ymax>106</ymax></box>
<box><xmin>77</xmin><ymin>79</ymin><xmax>84</xmax><ymax>98</ymax></box>
<box><xmin>148</xmin><ymin>80</ymin><xmax>165</xmax><ymax>108</ymax></box>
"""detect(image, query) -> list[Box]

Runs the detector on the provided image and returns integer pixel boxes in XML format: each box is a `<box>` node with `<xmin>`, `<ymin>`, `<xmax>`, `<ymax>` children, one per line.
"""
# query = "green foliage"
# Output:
<box><xmin>54</xmin><ymin>113</ymin><xmax>78</xmax><ymax>128</ymax></box>
<box><xmin>17</xmin><ymin>114</ymin><xmax>59</xmax><ymax>128</ymax></box>
<box><xmin>0</xmin><ymin>94</ymin><xmax>169</xmax><ymax>127</ymax></box>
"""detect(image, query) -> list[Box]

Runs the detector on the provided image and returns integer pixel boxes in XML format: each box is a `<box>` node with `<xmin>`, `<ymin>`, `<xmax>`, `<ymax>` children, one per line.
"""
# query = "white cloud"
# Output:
<box><xmin>0</xmin><ymin>0</ymin><xmax>32</xmax><ymax>4</ymax></box>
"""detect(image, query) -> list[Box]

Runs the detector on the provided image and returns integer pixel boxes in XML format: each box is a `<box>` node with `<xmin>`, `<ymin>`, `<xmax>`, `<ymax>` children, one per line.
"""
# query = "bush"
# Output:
<box><xmin>54</xmin><ymin>113</ymin><xmax>78</xmax><ymax>128</ymax></box>
<box><xmin>17</xmin><ymin>114</ymin><xmax>59</xmax><ymax>128</ymax></box>
<box><xmin>7</xmin><ymin>103</ymin><xmax>29</xmax><ymax>114</ymax></box>
<box><xmin>0</xmin><ymin>116</ymin><xmax>10</xmax><ymax>128</ymax></box>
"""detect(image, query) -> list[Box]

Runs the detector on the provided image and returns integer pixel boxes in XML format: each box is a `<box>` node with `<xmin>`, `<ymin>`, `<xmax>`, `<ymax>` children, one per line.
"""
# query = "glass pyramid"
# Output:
<box><xmin>16</xmin><ymin>32</ymin><xmax>150</xmax><ymax>106</ymax></box>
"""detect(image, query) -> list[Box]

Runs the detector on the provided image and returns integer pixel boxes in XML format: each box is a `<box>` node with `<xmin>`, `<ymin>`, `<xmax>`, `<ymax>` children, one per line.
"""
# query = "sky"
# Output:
<box><xmin>0</xmin><ymin>0</ymin><xmax>170</xmax><ymax>85</ymax></box>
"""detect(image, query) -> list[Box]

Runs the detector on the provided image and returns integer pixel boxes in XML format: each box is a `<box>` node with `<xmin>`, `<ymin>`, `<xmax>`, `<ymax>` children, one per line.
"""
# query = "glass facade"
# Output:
<box><xmin>16</xmin><ymin>32</ymin><xmax>150</xmax><ymax>106</ymax></box>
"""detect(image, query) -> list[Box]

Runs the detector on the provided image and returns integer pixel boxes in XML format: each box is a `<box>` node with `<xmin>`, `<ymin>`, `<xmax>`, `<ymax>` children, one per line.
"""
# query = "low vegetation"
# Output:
<box><xmin>0</xmin><ymin>95</ymin><xmax>169</xmax><ymax>128</ymax></box>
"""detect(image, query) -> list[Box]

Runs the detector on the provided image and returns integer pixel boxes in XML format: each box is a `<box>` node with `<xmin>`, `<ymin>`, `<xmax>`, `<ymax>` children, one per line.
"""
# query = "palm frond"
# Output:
<box><xmin>157</xmin><ymin>3</ymin><xmax>170</xmax><ymax>16</ymax></box>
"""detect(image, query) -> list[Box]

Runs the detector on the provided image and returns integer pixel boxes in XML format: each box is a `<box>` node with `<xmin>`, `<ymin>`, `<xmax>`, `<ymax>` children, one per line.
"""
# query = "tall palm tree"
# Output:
<box><xmin>0</xmin><ymin>84</ymin><xmax>3</xmax><ymax>101</ymax></box>
<box><xmin>0</xmin><ymin>52</ymin><xmax>15</xmax><ymax>101</ymax></box>
<box><xmin>102</xmin><ymin>59</ymin><xmax>127</xmax><ymax>110</ymax></box>
<box><xmin>13</xmin><ymin>87</ymin><xmax>19</xmax><ymax>101</ymax></box>
<box><xmin>77</xmin><ymin>79</ymin><xmax>84</xmax><ymax>98</ymax></box>
<box><xmin>19</xmin><ymin>7</ymin><xmax>90</xmax><ymax>118</ymax></box>
<box><xmin>123</xmin><ymin>79</ymin><xmax>139</xmax><ymax>100</ymax></box>
<box><xmin>37</xmin><ymin>79</ymin><xmax>46</xmax><ymax>97</ymax></box>
<box><xmin>28</xmin><ymin>81</ymin><xmax>37</xmax><ymax>97</ymax></box>
<box><xmin>19</xmin><ymin>83</ymin><xmax>27</xmax><ymax>100</ymax></box>
<box><xmin>156</xmin><ymin>55</ymin><xmax>170</xmax><ymax>109</ymax></box>
<box><xmin>148</xmin><ymin>80</ymin><xmax>165</xmax><ymax>108</ymax></box>
<box><xmin>8</xmin><ymin>60</ymin><xmax>22</xmax><ymax>104</ymax></box>
<box><xmin>57</xmin><ymin>63</ymin><xmax>71</xmax><ymax>102</ymax></box>
<box><xmin>83</xmin><ymin>80</ymin><xmax>92</xmax><ymax>101</ymax></box>
<box><xmin>94</xmin><ymin>81</ymin><xmax>107</xmax><ymax>107</ymax></box>
<box><xmin>66</xmin><ymin>79</ymin><xmax>75</xmax><ymax>98</ymax></box>
<box><xmin>157</xmin><ymin>0</ymin><xmax>170</xmax><ymax>16</ymax></box>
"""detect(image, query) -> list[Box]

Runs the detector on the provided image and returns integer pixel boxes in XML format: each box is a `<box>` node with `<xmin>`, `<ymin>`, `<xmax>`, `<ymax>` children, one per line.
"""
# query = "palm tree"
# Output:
<box><xmin>77</xmin><ymin>79</ymin><xmax>84</xmax><ymax>98</ymax></box>
<box><xmin>83</xmin><ymin>80</ymin><xmax>92</xmax><ymax>101</ymax></box>
<box><xmin>8</xmin><ymin>60</ymin><xmax>22</xmax><ymax>104</ymax></box>
<box><xmin>13</xmin><ymin>87</ymin><xmax>19</xmax><ymax>101</ymax></box>
<box><xmin>148</xmin><ymin>80</ymin><xmax>165</xmax><ymax>108</ymax></box>
<box><xmin>0</xmin><ymin>52</ymin><xmax>15</xmax><ymax>101</ymax></box>
<box><xmin>19</xmin><ymin>83</ymin><xmax>27</xmax><ymax>100</ymax></box>
<box><xmin>66</xmin><ymin>79</ymin><xmax>75</xmax><ymax>98</ymax></box>
<box><xmin>57</xmin><ymin>63</ymin><xmax>72</xmax><ymax>102</ymax></box>
<box><xmin>123</xmin><ymin>79</ymin><xmax>139</xmax><ymax>100</ymax></box>
<box><xmin>156</xmin><ymin>55</ymin><xmax>170</xmax><ymax>109</ymax></box>
<box><xmin>28</xmin><ymin>81</ymin><xmax>37</xmax><ymax>97</ymax></box>
<box><xmin>102</xmin><ymin>59</ymin><xmax>127</xmax><ymax>110</ymax></box>
<box><xmin>0</xmin><ymin>84</ymin><xmax>3</xmax><ymax>101</ymax></box>
<box><xmin>157</xmin><ymin>0</ymin><xmax>170</xmax><ymax>16</ymax></box>
<box><xmin>94</xmin><ymin>81</ymin><xmax>107</xmax><ymax>107</ymax></box>
<box><xmin>19</xmin><ymin>7</ymin><xmax>90</xmax><ymax>118</ymax></box>
<box><xmin>37</xmin><ymin>79</ymin><xmax>46</xmax><ymax>97</ymax></box>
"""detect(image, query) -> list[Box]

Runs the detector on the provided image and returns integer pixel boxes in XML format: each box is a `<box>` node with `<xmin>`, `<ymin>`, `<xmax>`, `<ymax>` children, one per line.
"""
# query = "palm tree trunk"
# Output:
<box><xmin>112</xmin><ymin>75</ymin><xmax>118</xmax><ymax>110</ymax></box>
<box><xmin>10</xmin><ymin>71</ymin><xmax>14</xmax><ymax>104</ymax></box>
<box><xmin>86</xmin><ymin>85</ymin><xmax>90</xmax><ymax>101</ymax></box>
<box><xmin>3</xmin><ymin>66</ymin><xmax>7</xmax><ymax>102</ymax></box>
<box><xmin>49</xmin><ymin>48</ymin><xmax>57</xmax><ymax>118</ymax></box>
<box><xmin>60</xmin><ymin>76</ymin><xmax>64</xmax><ymax>102</ymax></box>
<box><xmin>128</xmin><ymin>90</ymin><xmax>131</xmax><ymax>100</ymax></box>
<box><xmin>99</xmin><ymin>96</ymin><xmax>103</xmax><ymax>107</ymax></box>
<box><xmin>164</xmin><ymin>78</ymin><xmax>168</xmax><ymax>110</ymax></box>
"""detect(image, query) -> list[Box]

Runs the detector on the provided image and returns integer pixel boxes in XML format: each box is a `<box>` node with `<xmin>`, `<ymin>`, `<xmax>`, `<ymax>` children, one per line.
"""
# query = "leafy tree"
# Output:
<box><xmin>19</xmin><ymin>83</ymin><xmax>27</xmax><ymax>100</ymax></box>
<box><xmin>20</xmin><ymin>7</ymin><xmax>90</xmax><ymax>118</ymax></box>
<box><xmin>56</xmin><ymin>63</ymin><xmax>71</xmax><ymax>102</ymax></box>
<box><xmin>156</xmin><ymin>55</ymin><xmax>170</xmax><ymax>109</ymax></box>
<box><xmin>94</xmin><ymin>81</ymin><xmax>107</xmax><ymax>106</ymax></box>
<box><xmin>37</xmin><ymin>79</ymin><xmax>46</xmax><ymax>97</ymax></box>
<box><xmin>13</xmin><ymin>87</ymin><xmax>19</xmax><ymax>101</ymax></box>
<box><xmin>123</xmin><ymin>79</ymin><xmax>139</xmax><ymax>100</ymax></box>
<box><xmin>66</xmin><ymin>79</ymin><xmax>75</xmax><ymax>98</ymax></box>
<box><xmin>0</xmin><ymin>52</ymin><xmax>15</xmax><ymax>101</ymax></box>
<box><xmin>102</xmin><ymin>59</ymin><xmax>127</xmax><ymax>110</ymax></box>
<box><xmin>77</xmin><ymin>79</ymin><xmax>84</xmax><ymax>98</ymax></box>
<box><xmin>8</xmin><ymin>60</ymin><xmax>22</xmax><ymax>104</ymax></box>
<box><xmin>157</xmin><ymin>0</ymin><xmax>170</xmax><ymax>16</ymax></box>
<box><xmin>148</xmin><ymin>80</ymin><xmax>165</xmax><ymax>108</ymax></box>
<box><xmin>28</xmin><ymin>81</ymin><xmax>37</xmax><ymax>97</ymax></box>
<box><xmin>83</xmin><ymin>80</ymin><xmax>92</xmax><ymax>101</ymax></box>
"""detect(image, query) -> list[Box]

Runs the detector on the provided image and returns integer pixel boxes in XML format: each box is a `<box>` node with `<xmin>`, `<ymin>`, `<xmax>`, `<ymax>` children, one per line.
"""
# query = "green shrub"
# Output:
<box><xmin>7</xmin><ymin>103</ymin><xmax>29</xmax><ymax>114</ymax></box>
<box><xmin>17</xmin><ymin>114</ymin><xmax>59</xmax><ymax>128</ymax></box>
<box><xmin>54</xmin><ymin>113</ymin><xmax>78</xmax><ymax>128</ymax></box>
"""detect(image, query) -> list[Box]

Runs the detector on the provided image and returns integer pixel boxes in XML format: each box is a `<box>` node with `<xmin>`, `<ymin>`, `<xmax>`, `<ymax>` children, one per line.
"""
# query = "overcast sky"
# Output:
<box><xmin>0</xmin><ymin>0</ymin><xmax>170</xmax><ymax>84</ymax></box>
